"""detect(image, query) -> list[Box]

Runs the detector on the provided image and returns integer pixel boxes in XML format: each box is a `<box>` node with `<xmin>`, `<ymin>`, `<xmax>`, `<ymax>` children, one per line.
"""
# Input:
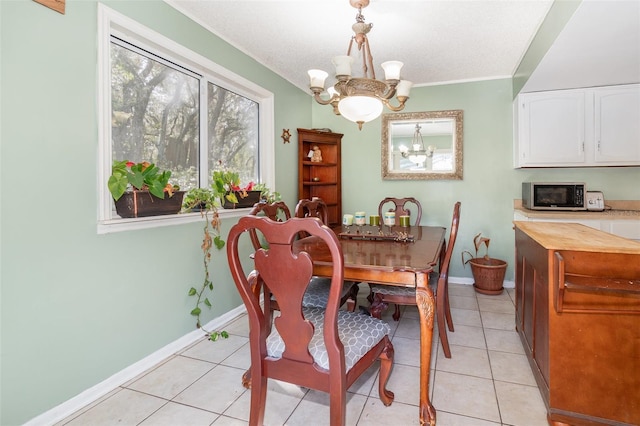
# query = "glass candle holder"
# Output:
<box><xmin>343</xmin><ymin>214</ymin><xmax>354</xmax><ymax>226</ymax></box>
<box><xmin>354</xmin><ymin>211</ymin><xmax>366</xmax><ymax>226</ymax></box>
<box><xmin>369</xmin><ymin>215</ymin><xmax>381</xmax><ymax>226</ymax></box>
<box><xmin>383</xmin><ymin>212</ymin><xmax>396</xmax><ymax>226</ymax></box>
<box><xmin>399</xmin><ymin>215</ymin><xmax>410</xmax><ymax>227</ymax></box>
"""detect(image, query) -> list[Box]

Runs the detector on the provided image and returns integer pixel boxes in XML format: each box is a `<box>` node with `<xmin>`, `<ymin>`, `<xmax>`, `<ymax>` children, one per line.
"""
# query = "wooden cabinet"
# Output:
<box><xmin>297</xmin><ymin>129</ymin><xmax>342</xmax><ymax>226</ymax></box>
<box><xmin>514</xmin><ymin>222</ymin><xmax>640</xmax><ymax>425</ymax></box>
<box><xmin>514</xmin><ymin>84</ymin><xmax>640</xmax><ymax>168</ymax></box>
<box><xmin>513</xmin><ymin>210</ymin><xmax>640</xmax><ymax>242</ymax></box>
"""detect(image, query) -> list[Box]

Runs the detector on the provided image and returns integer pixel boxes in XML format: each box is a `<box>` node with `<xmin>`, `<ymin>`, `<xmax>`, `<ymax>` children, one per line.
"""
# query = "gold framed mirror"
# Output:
<box><xmin>381</xmin><ymin>110</ymin><xmax>463</xmax><ymax>180</ymax></box>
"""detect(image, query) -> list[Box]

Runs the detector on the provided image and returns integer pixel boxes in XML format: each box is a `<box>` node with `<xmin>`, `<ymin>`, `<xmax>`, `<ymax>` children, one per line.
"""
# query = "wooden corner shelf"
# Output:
<box><xmin>297</xmin><ymin>128</ymin><xmax>342</xmax><ymax>227</ymax></box>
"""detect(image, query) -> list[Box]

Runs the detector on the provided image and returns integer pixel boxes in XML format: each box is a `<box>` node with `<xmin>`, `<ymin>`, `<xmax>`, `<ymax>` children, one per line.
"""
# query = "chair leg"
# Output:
<box><xmin>346</xmin><ymin>282</ymin><xmax>359</xmax><ymax>312</ymax></box>
<box><xmin>378</xmin><ymin>336</ymin><xmax>395</xmax><ymax>406</ymax></box>
<box><xmin>444</xmin><ymin>280</ymin><xmax>454</xmax><ymax>332</ymax></box>
<box><xmin>436</xmin><ymin>279</ymin><xmax>452</xmax><ymax>358</ymax></box>
<box><xmin>366</xmin><ymin>283</ymin><xmax>374</xmax><ymax>303</ymax></box>
<box><xmin>329</xmin><ymin>385</ymin><xmax>347</xmax><ymax>426</ymax></box>
<box><xmin>370</xmin><ymin>292</ymin><xmax>388</xmax><ymax>319</ymax></box>
<box><xmin>248</xmin><ymin>371</ymin><xmax>267</xmax><ymax>426</ymax></box>
<box><xmin>242</xmin><ymin>368</ymin><xmax>251</xmax><ymax>389</ymax></box>
<box><xmin>392</xmin><ymin>304</ymin><xmax>401</xmax><ymax>321</ymax></box>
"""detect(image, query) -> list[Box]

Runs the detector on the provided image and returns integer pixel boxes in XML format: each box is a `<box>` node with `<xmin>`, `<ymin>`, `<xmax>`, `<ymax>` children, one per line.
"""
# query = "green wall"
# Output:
<box><xmin>0</xmin><ymin>1</ymin><xmax>308</xmax><ymax>424</ymax></box>
<box><xmin>312</xmin><ymin>79</ymin><xmax>640</xmax><ymax>281</ymax></box>
<box><xmin>2</xmin><ymin>1</ymin><xmax>639</xmax><ymax>425</ymax></box>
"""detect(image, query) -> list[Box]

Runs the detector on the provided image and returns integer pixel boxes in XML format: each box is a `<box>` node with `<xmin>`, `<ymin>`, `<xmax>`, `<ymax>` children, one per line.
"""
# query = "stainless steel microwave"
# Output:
<box><xmin>522</xmin><ymin>182</ymin><xmax>586</xmax><ymax>211</ymax></box>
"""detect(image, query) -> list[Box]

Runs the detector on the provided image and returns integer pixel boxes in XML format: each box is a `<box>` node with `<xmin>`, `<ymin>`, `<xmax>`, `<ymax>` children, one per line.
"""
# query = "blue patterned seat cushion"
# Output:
<box><xmin>369</xmin><ymin>284</ymin><xmax>416</xmax><ymax>297</ymax></box>
<box><xmin>266</xmin><ymin>307</ymin><xmax>391</xmax><ymax>371</ymax></box>
<box><xmin>302</xmin><ymin>277</ymin><xmax>356</xmax><ymax>308</ymax></box>
<box><xmin>370</xmin><ymin>271</ymin><xmax>438</xmax><ymax>297</ymax></box>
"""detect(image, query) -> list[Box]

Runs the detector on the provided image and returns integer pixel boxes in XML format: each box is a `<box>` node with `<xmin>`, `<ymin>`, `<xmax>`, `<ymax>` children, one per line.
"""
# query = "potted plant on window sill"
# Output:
<box><xmin>108</xmin><ymin>160</ymin><xmax>184</xmax><ymax>218</ymax></box>
<box><xmin>461</xmin><ymin>233</ymin><xmax>507</xmax><ymax>295</ymax></box>
<box><xmin>212</xmin><ymin>170</ymin><xmax>263</xmax><ymax>209</ymax></box>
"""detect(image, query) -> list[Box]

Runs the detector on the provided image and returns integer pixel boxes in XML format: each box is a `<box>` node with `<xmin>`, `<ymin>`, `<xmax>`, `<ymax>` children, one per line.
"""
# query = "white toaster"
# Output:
<box><xmin>586</xmin><ymin>191</ymin><xmax>605</xmax><ymax>211</ymax></box>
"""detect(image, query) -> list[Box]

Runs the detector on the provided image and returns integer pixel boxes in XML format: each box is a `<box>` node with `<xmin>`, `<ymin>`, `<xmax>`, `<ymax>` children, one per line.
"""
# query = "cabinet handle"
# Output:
<box><xmin>554</xmin><ymin>252</ymin><xmax>565</xmax><ymax>313</ymax></box>
<box><xmin>554</xmin><ymin>251</ymin><xmax>640</xmax><ymax>314</ymax></box>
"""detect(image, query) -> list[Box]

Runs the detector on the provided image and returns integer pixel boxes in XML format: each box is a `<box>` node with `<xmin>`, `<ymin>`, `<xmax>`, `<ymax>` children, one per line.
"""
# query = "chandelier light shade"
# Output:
<box><xmin>307</xmin><ymin>0</ymin><xmax>412</xmax><ymax>130</ymax></box>
<box><xmin>399</xmin><ymin>123</ymin><xmax>435</xmax><ymax>165</ymax></box>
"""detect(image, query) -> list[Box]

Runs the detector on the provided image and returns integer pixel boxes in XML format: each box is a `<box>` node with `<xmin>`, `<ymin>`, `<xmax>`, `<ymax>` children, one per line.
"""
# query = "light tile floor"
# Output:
<box><xmin>57</xmin><ymin>284</ymin><xmax>547</xmax><ymax>426</ymax></box>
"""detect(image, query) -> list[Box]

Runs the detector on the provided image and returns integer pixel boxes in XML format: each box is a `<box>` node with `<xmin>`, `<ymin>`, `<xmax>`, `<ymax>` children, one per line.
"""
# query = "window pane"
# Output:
<box><xmin>111</xmin><ymin>41</ymin><xmax>199</xmax><ymax>190</ymax></box>
<box><xmin>208</xmin><ymin>83</ymin><xmax>259</xmax><ymax>186</ymax></box>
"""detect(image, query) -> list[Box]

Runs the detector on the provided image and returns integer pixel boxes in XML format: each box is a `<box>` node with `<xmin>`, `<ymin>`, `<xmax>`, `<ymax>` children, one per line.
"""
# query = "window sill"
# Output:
<box><xmin>97</xmin><ymin>207</ymin><xmax>254</xmax><ymax>234</ymax></box>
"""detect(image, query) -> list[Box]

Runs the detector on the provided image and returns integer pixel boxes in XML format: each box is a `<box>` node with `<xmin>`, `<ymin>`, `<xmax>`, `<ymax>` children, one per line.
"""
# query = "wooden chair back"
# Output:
<box><xmin>295</xmin><ymin>197</ymin><xmax>329</xmax><ymax>238</ymax></box>
<box><xmin>378</xmin><ymin>197</ymin><xmax>423</xmax><ymax>225</ymax></box>
<box><xmin>295</xmin><ymin>197</ymin><xmax>329</xmax><ymax>224</ymax></box>
<box><xmin>246</xmin><ymin>201</ymin><xmax>291</xmax><ymax>250</ymax></box>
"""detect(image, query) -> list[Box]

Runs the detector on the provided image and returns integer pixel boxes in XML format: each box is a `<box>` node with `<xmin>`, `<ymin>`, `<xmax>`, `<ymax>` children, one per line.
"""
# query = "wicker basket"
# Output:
<box><xmin>468</xmin><ymin>256</ymin><xmax>507</xmax><ymax>295</ymax></box>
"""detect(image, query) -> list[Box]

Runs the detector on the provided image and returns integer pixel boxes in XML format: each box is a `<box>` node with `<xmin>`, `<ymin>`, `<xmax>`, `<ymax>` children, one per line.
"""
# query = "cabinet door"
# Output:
<box><xmin>594</xmin><ymin>85</ymin><xmax>640</xmax><ymax>164</ymax></box>
<box><xmin>517</xmin><ymin>90</ymin><xmax>585</xmax><ymax>166</ymax></box>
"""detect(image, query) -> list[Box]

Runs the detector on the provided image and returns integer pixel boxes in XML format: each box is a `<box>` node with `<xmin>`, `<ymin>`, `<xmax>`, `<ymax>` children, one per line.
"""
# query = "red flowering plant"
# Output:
<box><xmin>108</xmin><ymin>160</ymin><xmax>179</xmax><ymax>201</ymax></box>
<box><xmin>211</xmin><ymin>169</ymin><xmax>255</xmax><ymax>205</ymax></box>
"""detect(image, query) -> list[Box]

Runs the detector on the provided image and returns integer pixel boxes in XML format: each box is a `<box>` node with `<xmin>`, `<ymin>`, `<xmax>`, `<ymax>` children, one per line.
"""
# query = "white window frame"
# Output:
<box><xmin>97</xmin><ymin>4</ymin><xmax>274</xmax><ymax>234</ymax></box>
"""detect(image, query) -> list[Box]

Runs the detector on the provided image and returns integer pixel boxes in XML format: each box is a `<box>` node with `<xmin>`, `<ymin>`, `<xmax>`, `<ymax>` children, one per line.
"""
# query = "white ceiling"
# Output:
<box><xmin>166</xmin><ymin>0</ymin><xmax>640</xmax><ymax>94</ymax></box>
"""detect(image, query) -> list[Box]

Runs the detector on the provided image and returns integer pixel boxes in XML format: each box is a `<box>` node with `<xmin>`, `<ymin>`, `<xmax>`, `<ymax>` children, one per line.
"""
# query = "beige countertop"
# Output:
<box><xmin>513</xmin><ymin>221</ymin><xmax>640</xmax><ymax>254</ymax></box>
<box><xmin>514</xmin><ymin>199</ymin><xmax>640</xmax><ymax>220</ymax></box>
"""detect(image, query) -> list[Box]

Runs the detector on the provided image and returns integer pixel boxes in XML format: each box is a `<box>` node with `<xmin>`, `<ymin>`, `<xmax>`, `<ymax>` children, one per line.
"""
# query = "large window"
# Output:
<box><xmin>98</xmin><ymin>5</ymin><xmax>274</xmax><ymax>233</ymax></box>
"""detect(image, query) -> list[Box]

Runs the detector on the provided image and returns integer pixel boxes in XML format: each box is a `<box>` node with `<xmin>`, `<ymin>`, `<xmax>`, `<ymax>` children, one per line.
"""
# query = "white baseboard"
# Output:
<box><xmin>25</xmin><ymin>277</ymin><xmax>515</xmax><ymax>425</ymax></box>
<box><xmin>24</xmin><ymin>305</ymin><xmax>247</xmax><ymax>426</ymax></box>
<box><xmin>448</xmin><ymin>275</ymin><xmax>515</xmax><ymax>288</ymax></box>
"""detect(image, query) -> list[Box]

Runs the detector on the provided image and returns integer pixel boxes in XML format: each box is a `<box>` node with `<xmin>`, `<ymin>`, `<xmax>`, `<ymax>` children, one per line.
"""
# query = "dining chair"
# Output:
<box><xmin>295</xmin><ymin>197</ymin><xmax>358</xmax><ymax>312</ymax></box>
<box><xmin>378</xmin><ymin>197</ymin><xmax>423</xmax><ymax>225</ymax></box>
<box><xmin>370</xmin><ymin>201</ymin><xmax>461</xmax><ymax>358</ymax></box>
<box><xmin>366</xmin><ymin>197</ymin><xmax>424</xmax><ymax>303</ymax></box>
<box><xmin>227</xmin><ymin>215</ymin><xmax>395</xmax><ymax>426</ymax></box>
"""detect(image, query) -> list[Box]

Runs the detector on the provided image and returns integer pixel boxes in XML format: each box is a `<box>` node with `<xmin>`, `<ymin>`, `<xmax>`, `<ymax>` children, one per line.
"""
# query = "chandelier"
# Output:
<box><xmin>399</xmin><ymin>123</ymin><xmax>435</xmax><ymax>165</ymax></box>
<box><xmin>307</xmin><ymin>0</ymin><xmax>412</xmax><ymax>130</ymax></box>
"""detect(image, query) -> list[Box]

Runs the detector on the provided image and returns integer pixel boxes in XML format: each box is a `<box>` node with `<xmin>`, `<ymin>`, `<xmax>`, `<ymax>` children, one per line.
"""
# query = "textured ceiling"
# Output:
<box><xmin>166</xmin><ymin>0</ymin><xmax>555</xmax><ymax>92</ymax></box>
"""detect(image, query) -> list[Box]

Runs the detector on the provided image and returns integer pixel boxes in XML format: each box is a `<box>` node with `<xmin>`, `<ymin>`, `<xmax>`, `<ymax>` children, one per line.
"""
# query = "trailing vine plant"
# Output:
<box><xmin>183</xmin><ymin>188</ymin><xmax>229</xmax><ymax>341</ymax></box>
<box><xmin>182</xmin><ymin>180</ymin><xmax>279</xmax><ymax>342</ymax></box>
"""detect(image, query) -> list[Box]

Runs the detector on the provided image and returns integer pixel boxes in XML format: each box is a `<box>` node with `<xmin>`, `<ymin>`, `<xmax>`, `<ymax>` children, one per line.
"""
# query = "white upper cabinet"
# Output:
<box><xmin>594</xmin><ymin>85</ymin><xmax>640</xmax><ymax>163</ymax></box>
<box><xmin>514</xmin><ymin>84</ymin><xmax>640</xmax><ymax>168</ymax></box>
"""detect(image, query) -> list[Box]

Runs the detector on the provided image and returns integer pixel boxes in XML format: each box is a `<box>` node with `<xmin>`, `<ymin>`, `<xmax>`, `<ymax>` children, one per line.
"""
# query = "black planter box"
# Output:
<box><xmin>114</xmin><ymin>190</ymin><xmax>185</xmax><ymax>218</ymax></box>
<box><xmin>222</xmin><ymin>190</ymin><xmax>262</xmax><ymax>209</ymax></box>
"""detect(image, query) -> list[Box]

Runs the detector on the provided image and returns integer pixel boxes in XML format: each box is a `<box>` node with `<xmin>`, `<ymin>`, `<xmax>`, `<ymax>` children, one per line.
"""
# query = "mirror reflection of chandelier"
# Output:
<box><xmin>399</xmin><ymin>123</ymin><xmax>435</xmax><ymax>165</ymax></box>
<box><xmin>307</xmin><ymin>0</ymin><xmax>412</xmax><ymax>130</ymax></box>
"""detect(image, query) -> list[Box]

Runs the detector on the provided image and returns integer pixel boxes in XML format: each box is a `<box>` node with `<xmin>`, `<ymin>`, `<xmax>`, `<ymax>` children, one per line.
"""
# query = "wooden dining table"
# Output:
<box><xmin>293</xmin><ymin>224</ymin><xmax>446</xmax><ymax>426</ymax></box>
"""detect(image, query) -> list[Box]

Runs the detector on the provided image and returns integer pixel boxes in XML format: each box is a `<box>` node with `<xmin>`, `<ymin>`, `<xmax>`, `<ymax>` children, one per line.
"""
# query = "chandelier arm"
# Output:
<box><xmin>347</xmin><ymin>37</ymin><xmax>355</xmax><ymax>57</ymax></box>
<box><xmin>312</xmin><ymin>91</ymin><xmax>340</xmax><ymax>106</ymax></box>
<box><xmin>376</xmin><ymin>82</ymin><xmax>399</xmax><ymax>100</ymax></box>
<box><xmin>381</xmin><ymin>96</ymin><xmax>409</xmax><ymax>112</ymax></box>
<box><xmin>363</xmin><ymin>36</ymin><xmax>376</xmax><ymax>80</ymax></box>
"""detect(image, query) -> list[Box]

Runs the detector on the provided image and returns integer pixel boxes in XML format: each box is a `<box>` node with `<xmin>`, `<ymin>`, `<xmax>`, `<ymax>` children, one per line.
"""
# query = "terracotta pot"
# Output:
<box><xmin>468</xmin><ymin>256</ymin><xmax>507</xmax><ymax>295</ymax></box>
<box><xmin>114</xmin><ymin>190</ymin><xmax>185</xmax><ymax>218</ymax></box>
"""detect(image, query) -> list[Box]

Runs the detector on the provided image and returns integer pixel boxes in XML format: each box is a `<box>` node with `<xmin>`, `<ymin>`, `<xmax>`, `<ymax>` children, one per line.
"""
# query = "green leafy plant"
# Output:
<box><xmin>254</xmin><ymin>182</ymin><xmax>281</xmax><ymax>203</ymax></box>
<box><xmin>212</xmin><ymin>169</ymin><xmax>281</xmax><ymax>205</ymax></box>
<box><xmin>182</xmin><ymin>188</ymin><xmax>228</xmax><ymax>341</ymax></box>
<box><xmin>212</xmin><ymin>170</ymin><xmax>256</xmax><ymax>205</ymax></box>
<box><xmin>108</xmin><ymin>160</ymin><xmax>179</xmax><ymax>201</ymax></box>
